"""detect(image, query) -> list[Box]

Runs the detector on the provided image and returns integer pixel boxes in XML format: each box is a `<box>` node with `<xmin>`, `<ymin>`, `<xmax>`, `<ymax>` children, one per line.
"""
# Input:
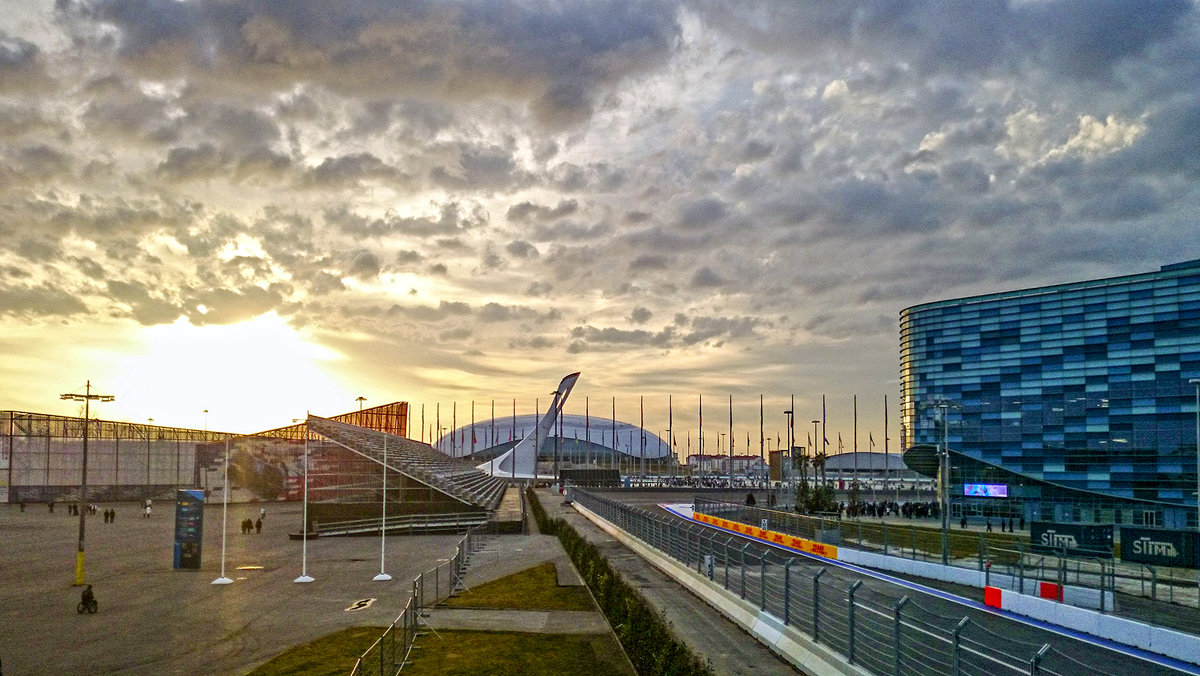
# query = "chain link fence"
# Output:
<box><xmin>574</xmin><ymin>489</ymin><xmax>1145</xmax><ymax>676</ymax></box>
<box><xmin>350</xmin><ymin>523</ymin><xmax>489</xmax><ymax>676</ymax></box>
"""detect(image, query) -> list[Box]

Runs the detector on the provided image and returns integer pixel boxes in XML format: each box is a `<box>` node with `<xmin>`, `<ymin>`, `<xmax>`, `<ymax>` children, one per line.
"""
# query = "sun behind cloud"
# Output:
<box><xmin>109</xmin><ymin>313</ymin><xmax>356</xmax><ymax>433</ymax></box>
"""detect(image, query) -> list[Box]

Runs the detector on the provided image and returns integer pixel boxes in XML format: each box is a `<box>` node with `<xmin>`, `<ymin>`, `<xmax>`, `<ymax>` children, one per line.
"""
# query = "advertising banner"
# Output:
<box><xmin>1030</xmin><ymin>521</ymin><xmax>1113</xmax><ymax>558</ymax></box>
<box><xmin>173</xmin><ymin>489</ymin><xmax>205</xmax><ymax>570</ymax></box>
<box><xmin>1119</xmin><ymin>527</ymin><xmax>1199</xmax><ymax>569</ymax></box>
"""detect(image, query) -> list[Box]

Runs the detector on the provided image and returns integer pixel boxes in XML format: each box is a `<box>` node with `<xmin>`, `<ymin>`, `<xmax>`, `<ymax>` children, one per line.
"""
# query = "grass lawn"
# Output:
<box><xmin>245</xmin><ymin>561</ymin><xmax>615</xmax><ymax>675</ymax></box>
<box><xmin>246</xmin><ymin>626</ymin><xmax>384</xmax><ymax>676</ymax></box>
<box><xmin>402</xmin><ymin>630</ymin><xmax>633</xmax><ymax>676</ymax></box>
<box><xmin>443</xmin><ymin>561</ymin><xmax>594</xmax><ymax>611</ymax></box>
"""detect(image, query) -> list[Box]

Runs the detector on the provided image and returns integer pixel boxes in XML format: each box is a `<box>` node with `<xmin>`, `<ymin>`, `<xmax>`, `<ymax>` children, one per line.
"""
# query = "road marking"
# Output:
<box><xmin>345</xmin><ymin>598</ymin><xmax>376</xmax><ymax>612</ymax></box>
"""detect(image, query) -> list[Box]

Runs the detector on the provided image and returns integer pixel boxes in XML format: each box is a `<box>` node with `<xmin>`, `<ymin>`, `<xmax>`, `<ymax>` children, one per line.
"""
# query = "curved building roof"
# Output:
<box><xmin>437</xmin><ymin>413</ymin><xmax>670</xmax><ymax>459</ymax></box>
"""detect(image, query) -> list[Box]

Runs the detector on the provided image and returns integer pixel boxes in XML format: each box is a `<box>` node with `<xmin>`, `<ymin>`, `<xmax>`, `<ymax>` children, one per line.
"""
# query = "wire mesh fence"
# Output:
<box><xmin>572</xmin><ymin>489</ymin><xmax>1137</xmax><ymax>676</ymax></box>
<box><xmin>350</xmin><ymin>522</ymin><xmax>489</xmax><ymax>676</ymax></box>
<box><xmin>689</xmin><ymin>497</ymin><xmax>1200</xmax><ymax>610</ymax></box>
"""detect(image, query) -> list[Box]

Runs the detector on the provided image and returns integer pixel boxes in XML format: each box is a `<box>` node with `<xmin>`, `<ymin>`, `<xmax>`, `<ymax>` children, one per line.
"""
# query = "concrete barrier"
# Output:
<box><xmin>575</xmin><ymin>502</ymin><xmax>870</xmax><ymax>675</ymax></box>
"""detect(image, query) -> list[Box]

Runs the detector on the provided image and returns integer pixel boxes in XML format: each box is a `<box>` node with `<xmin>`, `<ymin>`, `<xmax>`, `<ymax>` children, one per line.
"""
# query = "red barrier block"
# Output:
<box><xmin>984</xmin><ymin>586</ymin><xmax>1003</xmax><ymax>608</ymax></box>
<box><xmin>1039</xmin><ymin>582</ymin><xmax>1062</xmax><ymax>601</ymax></box>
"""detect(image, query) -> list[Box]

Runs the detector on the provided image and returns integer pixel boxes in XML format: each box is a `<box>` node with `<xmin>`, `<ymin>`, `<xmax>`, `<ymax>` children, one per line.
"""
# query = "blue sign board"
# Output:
<box><xmin>173</xmin><ymin>489</ymin><xmax>205</xmax><ymax>570</ymax></box>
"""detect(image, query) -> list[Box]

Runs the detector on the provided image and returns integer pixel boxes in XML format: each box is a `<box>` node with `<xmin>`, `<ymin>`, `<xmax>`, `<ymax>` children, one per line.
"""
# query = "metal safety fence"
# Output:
<box><xmin>350</xmin><ymin>522</ymin><xmax>489</xmax><ymax>676</ymax></box>
<box><xmin>691</xmin><ymin>498</ymin><xmax>1200</xmax><ymax>610</ymax></box>
<box><xmin>574</xmin><ymin>489</ymin><xmax>1132</xmax><ymax>676</ymax></box>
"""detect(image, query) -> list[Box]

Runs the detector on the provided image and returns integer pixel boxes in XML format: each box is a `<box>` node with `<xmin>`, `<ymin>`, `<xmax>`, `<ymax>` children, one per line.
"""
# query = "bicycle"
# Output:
<box><xmin>77</xmin><ymin>598</ymin><xmax>97</xmax><ymax>614</ymax></box>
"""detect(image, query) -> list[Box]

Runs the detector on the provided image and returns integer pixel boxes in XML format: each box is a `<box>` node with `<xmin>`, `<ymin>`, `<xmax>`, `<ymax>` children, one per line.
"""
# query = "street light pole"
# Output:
<box><xmin>937</xmin><ymin>402</ymin><xmax>950</xmax><ymax>566</ymax></box>
<box><xmin>213</xmin><ymin>436</ymin><xmax>233</xmax><ymax>585</ymax></box>
<box><xmin>60</xmin><ymin>380</ymin><xmax>113</xmax><ymax>586</ymax></box>
<box><xmin>295</xmin><ymin>413</ymin><xmax>315</xmax><ymax>583</ymax></box>
<box><xmin>783</xmin><ymin>408</ymin><xmax>793</xmax><ymax>509</ymax></box>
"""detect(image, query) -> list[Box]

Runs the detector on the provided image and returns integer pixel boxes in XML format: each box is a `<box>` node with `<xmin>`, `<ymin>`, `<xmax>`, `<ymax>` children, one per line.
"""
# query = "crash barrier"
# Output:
<box><xmin>692</xmin><ymin>499</ymin><xmax>1114</xmax><ymax>611</ymax></box>
<box><xmin>573</xmin><ymin>489</ymin><xmax>1166</xmax><ymax>676</ymax></box>
<box><xmin>350</xmin><ymin>522</ymin><xmax>488</xmax><ymax>676</ymax></box>
<box><xmin>981</xmin><ymin>585</ymin><xmax>1200</xmax><ymax>667</ymax></box>
<box><xmin>691</xmin><ymin>498</ymin><xmax>1199</xmax><ymax>609</ymax></box>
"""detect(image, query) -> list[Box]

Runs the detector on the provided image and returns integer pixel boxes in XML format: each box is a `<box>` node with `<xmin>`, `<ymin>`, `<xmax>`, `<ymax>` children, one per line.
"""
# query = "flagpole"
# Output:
<box><xmin>668</xmin><ymin>395</ymin><xmax>673</xmax><ymax>483</ymax></box>
<box><xmin>853</xmin><ymin>394</ymin><xmax>858</xmax><ymax>494</ymax></box>
<box><xmin>759</xmin><ymin>395</ymin><xmax>764</xmax><ymax>489</ymax></box>
<box><xmin>585</xmin><ymin>397</ymin><xmax>590</xmax><ymax>466</ymax></box>
<box><xmin>212</xmin><ymin>436</ymin><xmax>233</xmax><ymax>585</ymax></box>
<box><xmin>374</xmin><ymin>437</ymin><xmax>391</xmax><ymax>581</ymax></box>
<box><xmin>295</xmin><ymin>414</ymin><xmax>314</xmax><ymax>583</ymax></box>
<box><xmin>728</xmin><ymin>394</ymin><xmax>734</xmax><ymax>496</ymax></box>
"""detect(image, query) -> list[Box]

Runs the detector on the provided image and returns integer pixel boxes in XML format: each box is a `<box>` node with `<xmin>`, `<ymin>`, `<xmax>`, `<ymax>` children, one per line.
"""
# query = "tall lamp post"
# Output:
<box><xmin>783</xmin><ymin>409</ymin><xmax>794</xmax><ymax>508</ymax></box>
<box><xmin>812</xmin><ymin>420</ymin><xmax>821</xmax><ymax>487</ymax></box>
<box><xmin>295</xmin><ymin>414</ymin><xmax>315</xmax><ymax>583</ymax></box>
<box><xmin>936</xmin><ymin>402</ymin><xmax>951</xmax><ymax>566</ymax></box>
<box><xmin>60</xmin><ymin>380</ymin><xmax>114</xmax><ymax>586</ymax></box>
<box><xmin>213</xmin><ymin>436</ymin><xmax>233</xmax><ymax>585</ymax></box>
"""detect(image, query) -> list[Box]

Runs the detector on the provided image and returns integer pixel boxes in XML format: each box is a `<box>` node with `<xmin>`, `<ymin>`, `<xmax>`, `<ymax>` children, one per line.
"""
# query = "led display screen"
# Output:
<box><xmin>963</xmin><ymin>483</ymin><xmax>1008</xmax><ymax>498</ymax></box>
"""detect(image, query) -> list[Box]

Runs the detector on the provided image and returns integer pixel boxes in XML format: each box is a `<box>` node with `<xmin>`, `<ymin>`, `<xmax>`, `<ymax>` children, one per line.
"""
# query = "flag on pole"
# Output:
<box><xmin>869</xmin><ymin>432</ymin><xmax>875</xmax><ymax>450</ymax></box>
<box><xmin>838</xmin><ymin>433</ymin><xmax>843</xmax><ymax>452</ymax></box>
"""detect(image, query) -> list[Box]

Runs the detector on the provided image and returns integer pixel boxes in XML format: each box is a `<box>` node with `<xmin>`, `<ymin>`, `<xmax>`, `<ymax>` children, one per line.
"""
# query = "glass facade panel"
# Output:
<box><xmin>901</xmin><ymin>260</ymin><xmax>1200</xmax><ymax>527</ymax></box>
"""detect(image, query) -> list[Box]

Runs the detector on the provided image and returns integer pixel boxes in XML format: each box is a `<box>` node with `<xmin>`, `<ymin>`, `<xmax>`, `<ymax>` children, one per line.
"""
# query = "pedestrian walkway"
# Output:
<box><xmin>537</xmin><ymin>489</ymin><xmax>801</xmax><ymax>675</ymax></box>
<box><xmin>423</xmin><ymin>530</ymin><xmax>604</xmax><ymax>635</ymax></box>
<box><xmin>424</xmin><ymin>607</ymin><xmax>610</xmax><ymax>633</ymax></box>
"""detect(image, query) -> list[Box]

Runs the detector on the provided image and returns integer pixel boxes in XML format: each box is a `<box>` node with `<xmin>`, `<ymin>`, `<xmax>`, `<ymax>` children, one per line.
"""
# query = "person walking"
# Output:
<box><xmin>255</xmin><ymin>518</ymin><xmax>262</xmax><ymax>534</ymax></box>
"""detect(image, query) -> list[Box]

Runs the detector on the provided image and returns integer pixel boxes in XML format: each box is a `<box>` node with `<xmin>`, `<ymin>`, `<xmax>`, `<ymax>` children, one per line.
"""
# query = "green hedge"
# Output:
<box><xmin>527</xmin><ymin>489</ymin><xmax>714</xmax><ymax>676</ymax></box>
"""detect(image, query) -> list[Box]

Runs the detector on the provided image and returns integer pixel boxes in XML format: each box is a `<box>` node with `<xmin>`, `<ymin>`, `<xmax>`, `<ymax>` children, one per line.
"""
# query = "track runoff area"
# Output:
<box><xmin>599</xmin><ymin>491</ymin><xmax>1197</xmax><ymax>676</ymax></box>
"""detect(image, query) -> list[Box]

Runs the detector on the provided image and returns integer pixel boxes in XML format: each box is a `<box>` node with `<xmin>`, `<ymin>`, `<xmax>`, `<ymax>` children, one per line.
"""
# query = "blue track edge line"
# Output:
<box><xmin>659</xmin><ymin>503</ymin><xmax>1200</xmax><ymax>675</ymax></box>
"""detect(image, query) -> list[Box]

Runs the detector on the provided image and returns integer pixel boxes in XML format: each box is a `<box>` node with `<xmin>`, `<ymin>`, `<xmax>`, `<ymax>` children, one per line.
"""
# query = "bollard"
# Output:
<box><xmin>761</xmin><ymin>554</ymin><xmax>767</xmax><ymax>610</ymax></box>
<box><xmin>741</xmin><ymin>544</ymin><xmax>749</xmax><ymax>599</ymax></box>
<box><xmin>1030</xmin><ymin>644</ymin><xmax>1051</xmax><ymax>675</ymax></box>
<box><xmin>783</xmin><ymin>559</ymin><xmax>794</xmax><ymax>626</ymax></box>
<box><xmin>952</xmin><ymin>617</ymin><xmax>969</xmax><ymax>676</ymax></box>
<box><xmin>893</xmin><ymin>595</ymin><xmax>910</xmax><ymax>676</ymax></box>
<box><xmin>848</xmin><ymin>580</ymin><xmax>862</xmax><ymax>664</ymax></box>
<box><xmin>813</xmin><ymin>568</ymin><xmax>827</xmax><ymax>641</ymax></box>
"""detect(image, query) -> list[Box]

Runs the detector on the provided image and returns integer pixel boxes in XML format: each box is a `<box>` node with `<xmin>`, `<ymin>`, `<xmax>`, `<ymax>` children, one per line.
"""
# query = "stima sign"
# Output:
<box><xmin>1030</xmin><ymin>521</ymin><xmax>1113</xmax><ymax>558</ymax></box>
<box><xmin>1119</xmin><ymin>527</ymin><xmax>1199</xmax><ymax>569</ymax></box>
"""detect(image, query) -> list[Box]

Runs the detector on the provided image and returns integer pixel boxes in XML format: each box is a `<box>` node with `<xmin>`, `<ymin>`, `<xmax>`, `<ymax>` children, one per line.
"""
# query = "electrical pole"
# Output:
<box><xmin>61</xmin><ymin>380</ymin><xmax>114</xmax><ymax>586</ymax></box>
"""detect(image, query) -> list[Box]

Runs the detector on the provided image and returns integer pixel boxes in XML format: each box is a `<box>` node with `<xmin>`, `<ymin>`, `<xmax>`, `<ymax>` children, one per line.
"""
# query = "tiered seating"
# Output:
<box><xmin>307</xmin><ymin>415</ymin><xmax>508</xmax><ymax>511</ymax></box>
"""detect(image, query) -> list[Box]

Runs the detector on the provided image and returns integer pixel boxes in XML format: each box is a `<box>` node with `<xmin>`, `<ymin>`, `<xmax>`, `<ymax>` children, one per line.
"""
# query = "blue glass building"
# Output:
<box><xmin>900</xmin><ymin>260</ymin><xmax>1200</xmax><ymax>528</ymax></box>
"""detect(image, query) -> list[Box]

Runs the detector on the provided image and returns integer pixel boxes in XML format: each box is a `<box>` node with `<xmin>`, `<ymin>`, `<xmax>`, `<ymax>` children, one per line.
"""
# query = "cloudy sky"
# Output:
<box><xmin>1</xmin><ymin>1</ymin><xmax>1198</xmax><ymax>448</ymax></box>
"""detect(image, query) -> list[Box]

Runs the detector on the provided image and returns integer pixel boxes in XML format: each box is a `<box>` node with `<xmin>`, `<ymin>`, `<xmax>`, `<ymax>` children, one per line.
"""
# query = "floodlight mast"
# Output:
<box><xmin>60</xmin><ymin>380</ymin><xmax>114</xmax><ymax>586</ymax></box>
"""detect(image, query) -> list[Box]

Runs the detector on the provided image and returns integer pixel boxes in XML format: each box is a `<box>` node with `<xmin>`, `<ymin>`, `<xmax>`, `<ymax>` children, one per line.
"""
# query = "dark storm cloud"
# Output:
<box><xmin>629</xmin><ymin>307</ymin><xmax>652</xmax><ymax>324</ymax></box>
<box><xmin>689</xmin><ymin>267</ymin><xmax>726</xmax><ymax>289</ymax></box>
<box><xmin>324</xmin><ymin>201</ymin><xmax>488</xmax><ymax>239</ymax></box>
<box><xmin>308</xmin><ymin>153</ymin><xmax>406</xmax><ymax>188</ymax></box>
<box><xmin>0</xmin><ymin>283</ymin><xmax>88</xmax><ymax>317</ymax></box>
<box><xmin>506</xmin><ymin>199</ymin><xmax>579</xmax><ymax>222</ymax></box>
<box><xmin>347</xmin><ymin>250</ymin><xmax>382</xmax><ymax>280</ymax></box>
<box><xmin>698</xmin><ymin>1</ymin><xmax>1191</xmax><ymax>83</ymax></box>
<box><xmin>107</xmin><ymin>279</ymin><xmax>180</xmax><ymax>325</ymax></box>
<box><xmin>184</xmin><ymin>285</ymin><xmax>288</xmax><ymax>325</ymax></box>
<box><xmin>676</xmin><ymin>197</ymin><xmax>727</xmax><ymax>229</ymax></box>
<box><xmin>0</xmin><ymin>32</ymin><xmax>50</xmax><ymax>91</ymax></box>
<box><xmin>505</xmin><ymin>240</ymin><xmax>539</xmax><ymax>259</ymax></box>
<box><xmin>64</xmin><ymin>0</ymin><xmax>680</xmax><ymax>128</ymax></box>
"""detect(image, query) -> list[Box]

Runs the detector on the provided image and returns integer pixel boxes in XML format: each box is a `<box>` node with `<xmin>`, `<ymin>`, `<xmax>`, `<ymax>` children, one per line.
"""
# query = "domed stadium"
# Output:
<box><xmin>436</xmin><ymin>413</ymin><xmax>672</xmax><ymax>465</ymax></box>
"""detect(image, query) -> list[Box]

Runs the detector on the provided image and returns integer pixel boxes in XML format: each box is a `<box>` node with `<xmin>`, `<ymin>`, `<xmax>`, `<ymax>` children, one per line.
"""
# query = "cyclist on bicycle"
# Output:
<box><xmin>81</xmin><ymin>584</ymin><xmax>95</xmax><ymax>608</ymax></box>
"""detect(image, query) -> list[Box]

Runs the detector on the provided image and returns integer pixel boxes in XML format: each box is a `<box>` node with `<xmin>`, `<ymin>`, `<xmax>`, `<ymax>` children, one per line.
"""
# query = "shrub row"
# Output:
<box><xmin>526</xmin><ymin>488</ymin><xmax>714</xmax><ymax>676</ymax></box>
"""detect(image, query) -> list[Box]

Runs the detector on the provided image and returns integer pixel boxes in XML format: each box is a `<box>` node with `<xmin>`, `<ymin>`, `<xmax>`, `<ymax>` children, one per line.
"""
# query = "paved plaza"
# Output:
<box><xmin>0</xmin><ymin>500</ymin><xmax>464</xmax><ymax>675</ymax></box>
